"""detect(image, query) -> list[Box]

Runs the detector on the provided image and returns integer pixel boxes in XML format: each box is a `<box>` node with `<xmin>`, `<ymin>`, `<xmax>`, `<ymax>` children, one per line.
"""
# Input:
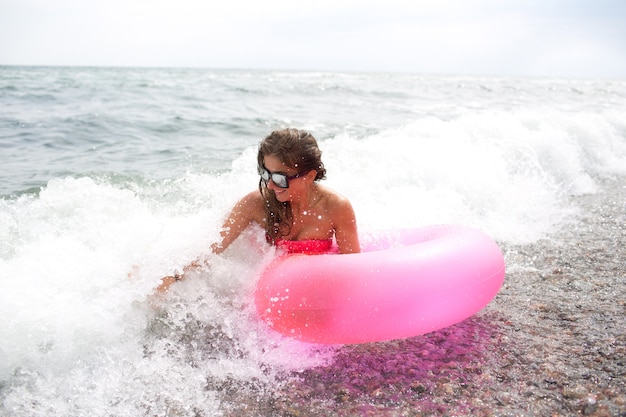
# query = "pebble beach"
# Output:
<box><xmin>222</xmin><ymin>177</ymin><xmax>625</xmax><ymax>417</ymax></box>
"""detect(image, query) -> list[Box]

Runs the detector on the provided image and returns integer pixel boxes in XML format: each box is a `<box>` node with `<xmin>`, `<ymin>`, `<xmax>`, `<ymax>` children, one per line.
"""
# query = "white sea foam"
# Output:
<box><xmin>0</xmin><ymin>176</ymin><xmax>335</xmax><ymax>416</ymax></box>
<box><xmin>323</xmin><ymin>107</ymin><xmax>625</xmax><ymax>243</ymax></box>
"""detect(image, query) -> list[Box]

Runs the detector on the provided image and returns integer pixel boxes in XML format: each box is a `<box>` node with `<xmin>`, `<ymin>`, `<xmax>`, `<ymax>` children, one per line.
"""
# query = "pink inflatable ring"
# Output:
<box><xmin>255</xmin><ymin>224</ymin><xmax>505</xmax><ymax>344</ymax></box>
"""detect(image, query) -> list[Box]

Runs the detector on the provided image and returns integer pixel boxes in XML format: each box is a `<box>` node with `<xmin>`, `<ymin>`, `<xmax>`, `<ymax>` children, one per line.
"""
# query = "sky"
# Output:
<box><xmin>1</xmin><ymin>0</ymin><xmax>625</xmax><ymax>78</ymax></box>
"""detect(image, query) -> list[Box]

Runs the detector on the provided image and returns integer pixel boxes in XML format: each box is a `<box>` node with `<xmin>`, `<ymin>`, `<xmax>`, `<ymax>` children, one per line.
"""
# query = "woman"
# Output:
<box><xmin>158</xmin><ymin>128</ymin><xmax>360</xmax><ymax>292</ymax></box>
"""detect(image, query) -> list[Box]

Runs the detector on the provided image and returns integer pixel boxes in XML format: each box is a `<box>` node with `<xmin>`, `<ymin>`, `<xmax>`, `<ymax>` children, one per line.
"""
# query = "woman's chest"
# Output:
<box><xmin>287</xmin><ymin>209</ymin><xmax>334</xmax><ymax>240</ymax></box>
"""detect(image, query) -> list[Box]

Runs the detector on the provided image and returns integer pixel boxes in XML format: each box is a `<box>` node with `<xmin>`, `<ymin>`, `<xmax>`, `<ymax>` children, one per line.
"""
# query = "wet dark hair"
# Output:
<box><xmin>257</xmin><ymin>128</ymin><xmax>326</xmax><ymax>243</ymax></box>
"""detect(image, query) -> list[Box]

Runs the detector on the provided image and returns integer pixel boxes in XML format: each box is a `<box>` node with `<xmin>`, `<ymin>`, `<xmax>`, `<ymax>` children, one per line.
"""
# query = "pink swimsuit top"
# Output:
<box><xmin>275</xmin><ymin>238</ymin><xmax>334</xmax><ymax>255</ymax></box>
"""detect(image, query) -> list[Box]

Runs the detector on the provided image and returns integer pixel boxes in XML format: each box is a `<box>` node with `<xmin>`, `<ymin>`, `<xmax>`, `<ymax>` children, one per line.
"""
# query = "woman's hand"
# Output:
<box><xmin>156</xmin><ymin>273</ymin><xmax>181</xmax><ymax>293</ymax></box>
<box><xmin>155</xmin><ymin>256</ymin><xmax>211</xmax><ymax>293</ymax></box>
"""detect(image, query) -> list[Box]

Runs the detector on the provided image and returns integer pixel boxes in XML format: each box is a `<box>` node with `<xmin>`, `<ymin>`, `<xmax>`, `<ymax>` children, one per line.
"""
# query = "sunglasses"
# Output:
<box><xmin>258</xmin><ymin>165</ymin><xmax>308</xmax><ymax>188</ymax></box>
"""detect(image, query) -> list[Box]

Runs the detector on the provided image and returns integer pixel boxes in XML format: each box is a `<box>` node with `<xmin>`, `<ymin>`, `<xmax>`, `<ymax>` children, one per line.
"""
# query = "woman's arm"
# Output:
<box><xmin>333</xmin><ymin>197</ymin><xmax>361</xmax><ymax>254</ymax></box>
<box><xmin>157</xmin><ymin>191</ymin><xmax>265</xmax><ymax>292</ymax></box>
<box><xmin>211</xmin><ymin>191</ymin><xmax>265</xmax><ymax>254</ymax></box>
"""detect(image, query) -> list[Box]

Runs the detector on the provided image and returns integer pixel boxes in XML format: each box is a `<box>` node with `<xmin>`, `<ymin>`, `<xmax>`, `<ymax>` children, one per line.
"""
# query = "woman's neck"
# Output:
<box><xmin>290</xmin><ymin>183</ymin><xmax>321</xmax><ymax>214</ymax></box>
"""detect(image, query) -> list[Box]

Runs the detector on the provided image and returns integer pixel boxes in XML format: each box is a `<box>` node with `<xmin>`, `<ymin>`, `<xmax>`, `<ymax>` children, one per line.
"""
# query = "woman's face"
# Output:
<box><xmin>262</xmin><ymin>154</ymin><xmax>310</xmax><ymax>203</ymax></box>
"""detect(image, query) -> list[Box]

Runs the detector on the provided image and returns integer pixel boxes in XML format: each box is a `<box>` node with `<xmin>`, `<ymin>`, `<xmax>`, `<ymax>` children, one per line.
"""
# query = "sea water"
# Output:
<box><xmin>1</xmin><ymin>66</ymin><xmax>625</xmax><ymax>416</ymax></box>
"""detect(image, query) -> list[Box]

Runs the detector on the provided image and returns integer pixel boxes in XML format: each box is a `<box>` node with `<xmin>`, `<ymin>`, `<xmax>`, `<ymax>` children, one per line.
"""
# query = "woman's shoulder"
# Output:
<box><xmin>239</xmin><ymin>190</ymin><xmax>265</xmax><ymax>204</ymax></box>
<box><xmin>234</xmin><ymin>190</ymin><xmax>266</xmax><ymax>217</ymax></box>
<box><xmin>316</xmin><ymin>184</ymin><xmax>354</xmax><ymax>211</ymax></box>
